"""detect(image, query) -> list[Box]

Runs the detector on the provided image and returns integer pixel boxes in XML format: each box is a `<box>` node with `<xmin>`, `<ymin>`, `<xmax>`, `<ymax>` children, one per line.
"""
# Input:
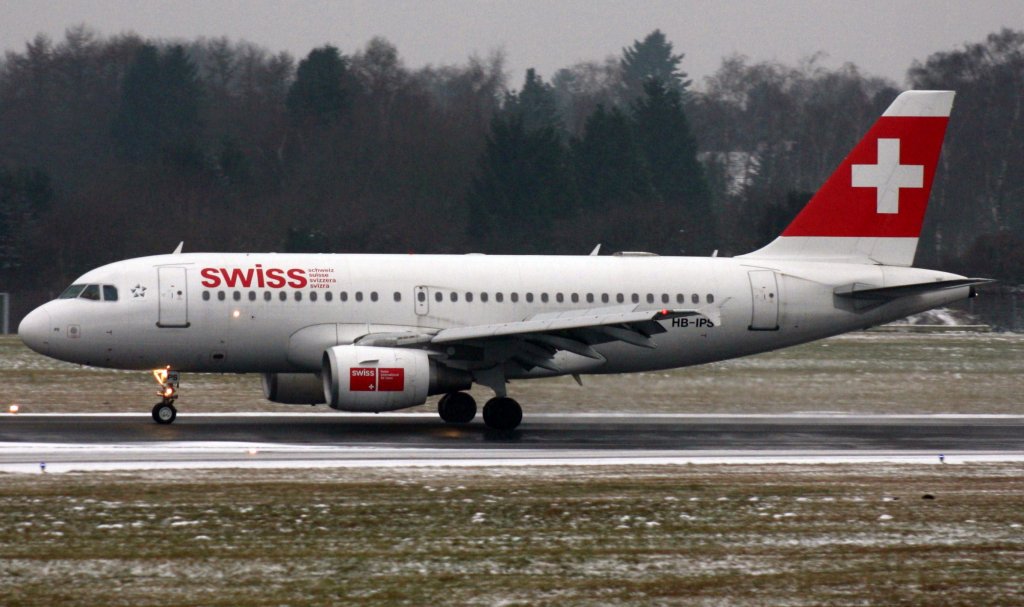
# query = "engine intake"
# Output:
<box><xmin>322</xmin><ymin>345</ymin><xmax>471</xmax><ymax>412</ymax></box>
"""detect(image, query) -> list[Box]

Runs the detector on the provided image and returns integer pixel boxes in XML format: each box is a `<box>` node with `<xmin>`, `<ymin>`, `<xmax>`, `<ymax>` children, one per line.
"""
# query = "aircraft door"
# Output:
<box><xmin>157</xmin><ymin>267</ymin><xmax>190</xmax><ymax>328</ymax></box>
<box><xmin>414</xmin><ymin>286</ymin><xmax>429</xmax><ymax>316</ymax></box>
<box><xmin>747</xmin><ymin>270</ymin><xmax>779</xmax><ymax>331</ymax></box>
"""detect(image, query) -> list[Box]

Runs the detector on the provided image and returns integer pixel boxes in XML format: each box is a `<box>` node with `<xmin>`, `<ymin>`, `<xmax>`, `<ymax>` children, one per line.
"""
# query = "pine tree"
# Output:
<box><xmin>286</xmin><ymin>45</ymin><xmax>358</xmax><ymax>127</ymax></box>
<box><xmin>468</xmin><ymin>114</ymin><xmax>576</xmax><ymax>251</ymax></box>
<box><xmin>572</xmin><ymin>105</ymin><xmax>656</xmax><ymax>210</ymax></box>
<box><xmin>619</xmin><ymin>30</ymin><xmax>690</xmax><ymax>102</ymax></box>
<box><xmin>631</xmin><ymin>79</ymin><xmax>709</xmax><ymax>214</ymax></box>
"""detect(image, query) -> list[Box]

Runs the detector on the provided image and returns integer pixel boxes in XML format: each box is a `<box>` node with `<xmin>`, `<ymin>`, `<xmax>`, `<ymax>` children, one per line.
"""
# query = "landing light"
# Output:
<box><xmin>232</xmin><ymin>309</ymin><xmax>241</xmax><ymax>318</ymax></box>
<box><xmin>9</xmin><ymin>404</ymin><xmax>18</xmax><ymax>414</ymax></box>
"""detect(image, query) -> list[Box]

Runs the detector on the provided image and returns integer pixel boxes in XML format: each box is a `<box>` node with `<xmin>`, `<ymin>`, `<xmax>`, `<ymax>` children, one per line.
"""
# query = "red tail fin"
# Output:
<box><xmin>742</xmin><ymin>90</ymin><xmax>954</xmax><ymax>266</ymax></box>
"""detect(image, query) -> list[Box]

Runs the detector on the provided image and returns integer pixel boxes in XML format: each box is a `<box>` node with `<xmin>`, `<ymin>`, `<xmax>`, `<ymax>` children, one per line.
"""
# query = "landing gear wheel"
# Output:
<box><xmin>152</xmin><ymin>402</ymin><xmax>177</xmax><ymax>424</ymax></box>
<box><xmin>439</xmin><ymin>392</ymin><xmax>477</xmax><ymax>424</ymax></box>
<box><xmin>483</xmin><ymin>397</ymin><xmax>522</xmax><ymax>431</ymax></box>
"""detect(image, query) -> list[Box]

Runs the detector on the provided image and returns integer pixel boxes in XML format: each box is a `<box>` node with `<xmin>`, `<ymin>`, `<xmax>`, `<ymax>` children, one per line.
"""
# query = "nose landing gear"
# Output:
<box><xmin>151</xmin><ymin>367</ymin><xmax>179</xmax><ymax>424</ymax></box>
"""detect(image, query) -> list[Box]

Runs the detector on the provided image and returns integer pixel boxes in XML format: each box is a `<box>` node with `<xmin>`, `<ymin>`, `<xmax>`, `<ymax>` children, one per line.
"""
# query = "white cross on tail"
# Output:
<box><xmin>851</xmin><ymin>138</ymin><xmax>923</xmax><ymax>214</ymax></box>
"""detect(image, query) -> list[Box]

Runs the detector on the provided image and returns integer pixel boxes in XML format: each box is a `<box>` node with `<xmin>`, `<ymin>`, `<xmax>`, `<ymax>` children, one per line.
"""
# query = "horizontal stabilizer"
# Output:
<box><xmin>834</xmin><ymin>278</ymin><xmax>994</xmax><ymax>301</ymax></box>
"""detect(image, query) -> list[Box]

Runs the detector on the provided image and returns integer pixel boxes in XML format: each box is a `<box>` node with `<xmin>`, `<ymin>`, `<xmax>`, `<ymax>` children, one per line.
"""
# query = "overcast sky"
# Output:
<box><xmin>3</xmin><ymin>0</ymin><xmax>1021</xmax><ymax>88</ymax></box>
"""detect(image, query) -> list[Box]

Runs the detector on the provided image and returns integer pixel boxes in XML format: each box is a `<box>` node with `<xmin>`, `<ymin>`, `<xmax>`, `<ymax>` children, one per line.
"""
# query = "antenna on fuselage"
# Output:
<box><xmin>172</xmin><ymin>242</ymin><xmax>184</xmax><ymax>255</ymax></box>
<box><xmin>589</xmin><ymin>244</ymin><xmax>601</xmax><ymax>256</ymax></box>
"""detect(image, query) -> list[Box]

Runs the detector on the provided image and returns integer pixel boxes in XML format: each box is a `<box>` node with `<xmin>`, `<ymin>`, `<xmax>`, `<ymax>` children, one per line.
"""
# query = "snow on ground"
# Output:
<box><xmin>1</xmin><ymin>440</ymin><xmax>1023</xmax><ymax>473</ymax></box>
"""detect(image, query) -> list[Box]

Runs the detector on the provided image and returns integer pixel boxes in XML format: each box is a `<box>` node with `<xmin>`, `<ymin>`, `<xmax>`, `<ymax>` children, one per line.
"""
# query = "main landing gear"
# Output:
<box><xmin>438</xmin><ymin>392</ymin><xmax>523</xmax><ymax>431</ymax></box>
<box><xmin>151</xmin><ymin>367</ymin><xmax>179</xmax><ymax>425</ymax></box>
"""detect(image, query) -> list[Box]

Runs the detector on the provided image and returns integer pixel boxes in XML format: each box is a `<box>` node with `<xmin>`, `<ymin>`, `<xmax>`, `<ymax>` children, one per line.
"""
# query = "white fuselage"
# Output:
<box><xmin>20</xmin><ymin>252</ymin><xmax>968</xmax><ymax>378</ymax></box>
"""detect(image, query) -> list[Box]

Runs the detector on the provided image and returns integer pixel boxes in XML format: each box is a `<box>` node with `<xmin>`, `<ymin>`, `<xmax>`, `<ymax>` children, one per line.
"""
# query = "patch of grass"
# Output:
<box><xmin>3</xmin><ymin>332</ymin><xmax>1023</xmax><ymax>414</ymax></box>
<box><xmin>1</xmin><ymin>464</ymin><xmax>1023</xmax><ymax>605</ymax></box>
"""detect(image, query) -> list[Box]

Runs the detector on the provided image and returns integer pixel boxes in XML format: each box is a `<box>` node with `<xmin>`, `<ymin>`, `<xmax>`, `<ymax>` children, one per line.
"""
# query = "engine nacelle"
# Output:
<box><xmin>322</xmin><ymin>345</ymin><xmax>471</xmax><ymax>412</ymax></box>
<box><xmin>261</xmin><ymin>372</ymin><xmax>326</xmax><ymax>405</ymax></box>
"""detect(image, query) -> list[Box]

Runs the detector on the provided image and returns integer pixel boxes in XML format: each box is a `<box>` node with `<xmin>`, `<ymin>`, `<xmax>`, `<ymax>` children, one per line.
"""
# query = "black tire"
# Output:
<box><xmin>439</xmin><ymin>392</ymin><xmax>476</xmax><ymax>424</ymax></box>
<box><xmin>483</xmin><ymin>397</ymin><xmax>522</xmax><ymax>431</ymax></box>
<box><xmin>152</xmin><ymin>402</ymin><xmax>177</xmax><ymax>424</ymax></box>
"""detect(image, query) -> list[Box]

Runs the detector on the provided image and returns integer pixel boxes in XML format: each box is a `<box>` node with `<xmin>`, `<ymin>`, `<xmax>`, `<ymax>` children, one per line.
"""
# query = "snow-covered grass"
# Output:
<box><xmin>1</xmin><ymin>464</ymin><xmax>1023</xmax><ymax>606</ymax></box>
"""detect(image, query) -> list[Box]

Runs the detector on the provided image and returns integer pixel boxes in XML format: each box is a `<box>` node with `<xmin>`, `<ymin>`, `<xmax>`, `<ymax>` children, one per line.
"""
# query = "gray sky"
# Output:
<box><xmin>3</xmin><ymin>0</ymin><xmax>1021</xmax><ymax>88</ymax></box>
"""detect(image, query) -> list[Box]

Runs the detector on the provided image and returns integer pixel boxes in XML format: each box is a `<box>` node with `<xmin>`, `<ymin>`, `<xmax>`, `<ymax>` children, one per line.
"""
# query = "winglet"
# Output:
<box><xmin>172</xmin><ymin>242</ymin><xmax>184</xmax><ymax>255</ymax></box>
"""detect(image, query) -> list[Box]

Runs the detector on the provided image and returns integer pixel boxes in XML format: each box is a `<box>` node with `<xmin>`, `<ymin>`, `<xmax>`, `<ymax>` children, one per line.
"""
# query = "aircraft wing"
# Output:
<box><xmin>356</xmin><ymin>305</ymin><xmax>719</xmax><ymax>373</ymax></box>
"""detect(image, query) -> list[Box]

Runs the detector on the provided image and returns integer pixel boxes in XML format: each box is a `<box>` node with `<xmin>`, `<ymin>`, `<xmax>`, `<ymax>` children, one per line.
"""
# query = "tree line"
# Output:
<box><xmin>2</xmin><ymin>26</ymin><xmax>1022</xmax><ymax>312</ymax></box>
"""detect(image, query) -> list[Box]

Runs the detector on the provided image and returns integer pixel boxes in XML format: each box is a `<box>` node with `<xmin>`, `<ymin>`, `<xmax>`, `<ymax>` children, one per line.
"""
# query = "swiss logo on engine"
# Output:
<box><xmin>349</xmin><ymin>367</ymin><xmax>405</xmax><ymax>392</ymax></box>
<box><xmin>377</xmin><ymin>368</ymin><xmax>405</xmax><ymax>391</ymax></box>
<box><xmin>349</xmin><ymin>367</ymin><xmax>377</xmax><ymax>391</ymax></box>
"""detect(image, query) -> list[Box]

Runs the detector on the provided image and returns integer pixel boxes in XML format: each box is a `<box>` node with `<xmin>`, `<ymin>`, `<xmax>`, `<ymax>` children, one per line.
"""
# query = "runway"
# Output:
<box><xmin>1</xmin><ymin>413</ymin><xmax>1023</xmax><ymax>472</ymax></box>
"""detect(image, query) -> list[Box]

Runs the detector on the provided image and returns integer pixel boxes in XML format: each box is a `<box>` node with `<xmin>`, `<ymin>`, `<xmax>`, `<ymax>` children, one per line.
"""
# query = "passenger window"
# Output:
<box><xmin>571</xmin><ymin>293</ymin><xmax>579</xmax><ymax>303</ymax></box>
<box><xmin>631</xmin><ymin>294</ymin><xmax>639</xmax><ymax>304</ymax></box>
<box><xmin>325</xmin><ymin>292</ymin><xmax>333</xmax><ymax>302</ymax></box>
<box><xmin>616</xmin><ymin>294</ymin><xmax>624</xmax><ymax>303</ymax></box>
<box><xmin>354</xmin><ymin>291</ymin><xmax>363</xmax><ymax>302</ymax></box>
<box><xmin>432</xmin><ymin>292</ymin><xmax>440</xmax><ymax>303</ymax></box>
<box><xmin>80</xmin><ymin>284</ymin><xmax>101</xmax><ymax>301</ymax></box>
<box><xmin>556</xmin><ymin>293</ymin><xmax>564</xmax><ymax>303</ymax></box>
<box><xmin>646</xmin><ymin>294</ymin><xmax>654</xmax><ymax>304</ymax></box>
<box><xmin>202</xmin><ymin>291</ymin><xmax>211</xmax><ymax>301</ymax></box>
<box><xmin>310</xmin><ymin>291</ymin><xmax>318</xmax><ymax>302</ymax></box>
<box><xmin>692</xmin><ymin>293</ymin><xmax>700</xmax><ymax>304</ymax></box>
<box><xmin>707</xmin><ymin>294</ymin><xmax>715</xmax><ymax>304</ymax></box>
<box><xmin>416</xmin><ymin>291</ymin><xmax>425</xmax><ymax>302</ymax></box>
<box><xmin>371</xmin><ymin>292</ymin><xmax>379</xmax><ymax>302</ymax></box>
<box><xmin>601</xmin><ymin>293</ymin><xmax>609</xmax><ymax>303</ymax></box>
<box><xmin>278</xmin><ymin>291</ymin><xmax>286</xmax><ymax>302</ymax></box>
<box><xmin>249</xmin><ymin>291</ymin><xmax>257</xmax><ymax>301</ymax></box>
<box><xmin>496</xmin><ymin>292</ymin><xmax>504</xmax><ymax>303</ymax></box>
<box><xmin>466</xmin><ymin>292</ymin><xmax>474</xmax><ymax>302</ymax></box>
<box><xmin>540</xmin><ymin>293</ymin><xmax>549</xmax><ymax>303</ymax></box>
<box><xmin>526</xmin><ymin>293</ymin><xmax>534</xmax><ymax>303</ymax></box>
<box><xmin>510</xmin><ymin>293</ymin><xmax>518</xmax><ymax>303</ymax></box>
<box><xmin>450</xmin><ymin>292</ymin><xmax>458</xmax><ymax>302</ymax></box>
<box><xmin>677</xmin><ymin>294</ymin><xmax>685</xmax><ymax>304</ymax></box>
<box><xmin>662</xmin><ymin>294</ymin><xmax>669</xmax><ymax>304</ymax></box>
<box><xmin>587</xmin><ymin>293</ymin><xmax>594</xmax><ymax>303</ymax></box>
<box><xmin>264</xmin><ymin>291</ymin><xmax>272</xmax><ymax>302</ymax></box>
<box><xmin>219</xmin><ymin>291</ymin><xmax>227</xmax><ymax>301</ymax></box>
<box><xmin>233</xmin><ymin>291</ymin><xmax>241</xmax><ymax>301</ymax></box>
<box><xmin>341</xmin><ymin>292</ymin><xmax>348</xmax><ymax>302</ymax></box>
<box><xmin>481</xmin><ymin>292</ymin><xmax>489</xmax><ymax>303</ymax></box>
<box><xmin>295</xmin><ymin>291</ymin><xmax>303</xmax><ymax>302</ymax></box>
<box><xmin>59</xmin><ymin>284</ymin><xmax>86</xmax><ymax>299</ymax></box>
<box><xmin>393</xmin><ymin>292</ymin><xmax>401</xmax><ymax>302</ymax></box>
<box><xmin>103</xmin><ymin>285</ymin><xmax>118</xmax><ymax>301</ymax></box>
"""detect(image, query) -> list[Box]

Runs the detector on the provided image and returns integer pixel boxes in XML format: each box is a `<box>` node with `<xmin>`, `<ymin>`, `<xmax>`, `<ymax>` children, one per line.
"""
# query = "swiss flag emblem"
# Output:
<box><xmin>782</xmin><ymin>115</ymin><xmax>949</xmax><ymax>238</ymax></box>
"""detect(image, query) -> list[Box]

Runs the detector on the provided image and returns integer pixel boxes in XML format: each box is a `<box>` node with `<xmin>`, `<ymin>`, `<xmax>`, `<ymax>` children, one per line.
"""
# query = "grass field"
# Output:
<box><xmin>2</xmin><ymin>332</ymin><xmax>1022</xmax><ymax>414</ymax></box>
<box><xmin>1</xmin><ymin>464</ymin><xmax>1023</xmax><ymax>606</ymax></box>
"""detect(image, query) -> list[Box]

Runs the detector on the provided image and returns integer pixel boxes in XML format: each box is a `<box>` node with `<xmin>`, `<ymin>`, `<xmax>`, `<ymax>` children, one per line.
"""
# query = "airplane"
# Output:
<box><xmin>18</xmin><ymin>90</ymin><xmax>989</xmax><ymax>431</ymax></box>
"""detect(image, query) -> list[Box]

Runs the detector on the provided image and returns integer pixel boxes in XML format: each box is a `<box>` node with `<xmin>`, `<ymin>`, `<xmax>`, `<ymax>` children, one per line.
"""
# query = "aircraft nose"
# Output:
<box><xmin>18</xmin><ymin>306</ymin><xmax>51</xmax><ymax>356</ymax></box>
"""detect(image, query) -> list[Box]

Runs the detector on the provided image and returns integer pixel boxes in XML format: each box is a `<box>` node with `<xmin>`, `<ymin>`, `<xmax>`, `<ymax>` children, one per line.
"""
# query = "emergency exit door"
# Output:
<box><xmin>414</xmin><ymin>286</ymin><xmax>429</xmax><ymax>316</ymax></box>
<box><xmin>748</xmin><ymin>270</ymin><xmax>779</xmax><ymax>331</ymax></box>
<box><xmin>157</xmin><ymin>267</ymin><xmax>190</xmax><ymax>328</ymax></box>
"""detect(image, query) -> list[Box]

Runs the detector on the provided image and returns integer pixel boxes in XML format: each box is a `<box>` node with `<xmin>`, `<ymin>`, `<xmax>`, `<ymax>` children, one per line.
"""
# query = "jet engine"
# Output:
<box><xmin>261</xmin><ymin>372</ymin><xmax>327</xmax><ymax>404</ymax></box>
<box><xmin>322</xmin><ymin>345</ymin><xmax>471</xmax><ymax>412</ymax></box>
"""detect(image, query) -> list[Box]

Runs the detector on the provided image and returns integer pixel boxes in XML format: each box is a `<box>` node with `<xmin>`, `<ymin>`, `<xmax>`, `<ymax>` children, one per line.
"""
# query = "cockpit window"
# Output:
<box><xmin>59</xmin><ymin>284</ymin><xmax>86</xmax><ymax>299</ymax></box>
<box><xmin>103</xmin><ymin>285</ymin><xmax>118</xmax><ymax>301</ymax></box>
<box><xmin>80</xmin><ymin>284</ymin><xmax>102</xmax><ymax>301</ymax></box>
